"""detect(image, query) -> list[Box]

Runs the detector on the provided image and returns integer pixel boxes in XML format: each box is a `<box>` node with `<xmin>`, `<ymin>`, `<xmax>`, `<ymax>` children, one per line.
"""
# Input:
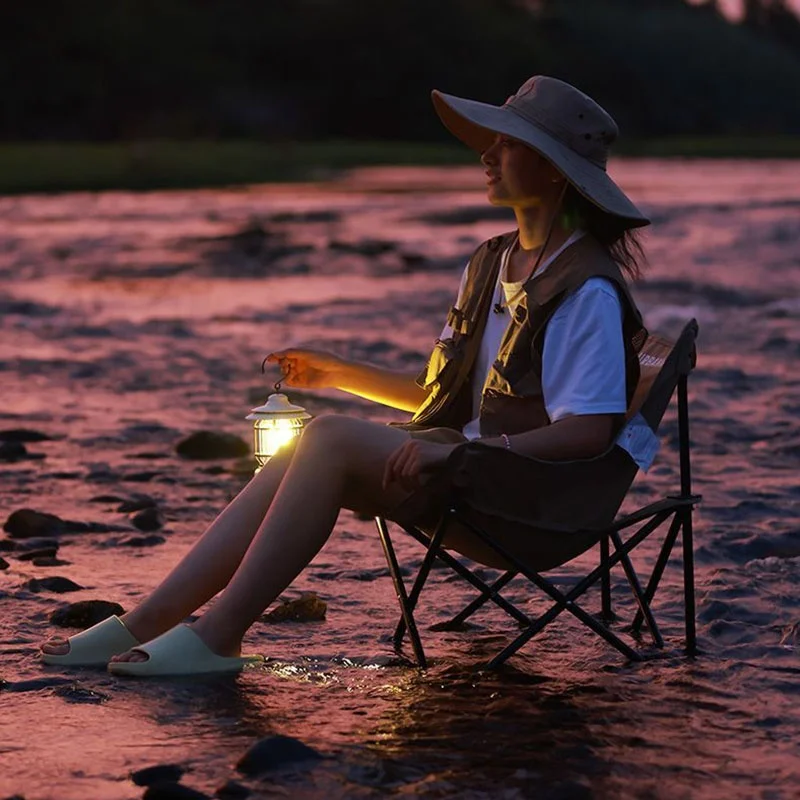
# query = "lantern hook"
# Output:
<box><xmin>261</xmin><ymin>355</ymin><xmax>284</xmax><ymax>393</ymax></box>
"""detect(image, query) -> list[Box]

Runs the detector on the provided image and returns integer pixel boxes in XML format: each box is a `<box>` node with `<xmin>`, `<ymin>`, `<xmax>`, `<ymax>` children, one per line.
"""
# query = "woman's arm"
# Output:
<box><xmin>266</xmin><ymin>349</ymin><xmax>428</xmax><ymax>412</ymax></box>
<box><xmin>479</xmin><ymin>413</ymin><xmax>616</xmax><ymax>460</ymax></box>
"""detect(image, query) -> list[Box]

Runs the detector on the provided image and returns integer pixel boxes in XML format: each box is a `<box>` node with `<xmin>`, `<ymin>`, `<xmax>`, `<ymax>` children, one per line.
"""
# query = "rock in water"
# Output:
<box><xmin>50</xmin><ymin>600</ymin><xmax>124</xmax><ymax>628</ymax></box>
<box><xmin>0</xmin><ymin>428</ymin><xmax>53</xmax><ymax>442</ymax></box>
<box><xmin>25</xmin><ymin>576</ymin><xmax>83</xmax><ymax>593</ymax></box>
<box><xmin>131</xmin><ymin>764</ymin><xmax>186</xmax><ymax>787</ymax></box>
<box><xmin>0</xmin><ymin>441</ymin><xmax>28</xmax><ymax>461</ymax></box>
<box><xmin>143</xmin><ymin>783</ymin><xmax>210</xmax><ymax>800</ymax></box>
<box><xmin>175</xmin><ymin>431</ymin><xmax>249</xmax><ymax>460</ymax></box>
<box><xmin>3</xmin><ymin>509</ymin><xmax>65</xmax><ymax>538</ymax></box>
<box><xmin>261</xmin><ymin>593</ymin><xmax>327</xmax><ymax>623</ymax></box>
<box><xmin>236</xmin><ymin>734</ymin><xmax>323</xmax><ymax>776</ymax></box>
<box><xmin>131</xmin><ymin>507</ymin><xmax>163</xmax><ymax>531</ymax></box>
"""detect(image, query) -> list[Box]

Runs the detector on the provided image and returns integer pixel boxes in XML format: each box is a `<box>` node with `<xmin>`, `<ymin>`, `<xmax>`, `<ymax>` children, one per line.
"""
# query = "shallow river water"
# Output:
<box><xmin>0</xmin><ymin>160</ymin><xmax>799</xmax><ymax>799</ymax></box>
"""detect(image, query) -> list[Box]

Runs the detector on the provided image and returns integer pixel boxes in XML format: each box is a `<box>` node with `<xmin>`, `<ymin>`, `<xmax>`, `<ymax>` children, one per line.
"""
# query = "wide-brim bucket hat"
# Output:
<box><xmin>432</xmin><ymin>75</ymin><xmax>649</xmax><ymax>228</ymax></box>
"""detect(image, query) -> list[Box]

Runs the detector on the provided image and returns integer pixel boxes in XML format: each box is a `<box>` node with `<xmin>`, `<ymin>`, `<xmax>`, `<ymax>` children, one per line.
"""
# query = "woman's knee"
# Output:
<box><xmin>299</xmin><ymin>414</ymin><xmax>366</xmax><ymax>456</ymax></box>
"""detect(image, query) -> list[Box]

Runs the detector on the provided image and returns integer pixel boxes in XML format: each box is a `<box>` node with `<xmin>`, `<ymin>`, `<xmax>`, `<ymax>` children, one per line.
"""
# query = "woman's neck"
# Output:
<box><xmin>512</xmin><ymin>197</ymin><xmax>571</xmax><ymax>252</ymax></box>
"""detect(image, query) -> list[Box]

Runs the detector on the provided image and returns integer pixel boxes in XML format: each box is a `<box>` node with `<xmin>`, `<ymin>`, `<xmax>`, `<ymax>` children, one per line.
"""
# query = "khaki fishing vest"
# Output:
<box><xmin>407</xmin><ymin>231</ymin><xmax>647</xmax><ymax>437</ymax></box>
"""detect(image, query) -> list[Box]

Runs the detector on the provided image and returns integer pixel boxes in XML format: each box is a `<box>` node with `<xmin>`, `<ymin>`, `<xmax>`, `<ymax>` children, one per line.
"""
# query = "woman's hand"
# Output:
<box><xmin>382</xmin><ymin>439</ymin><xmax>457</xmax><ymax>492</ymax></box>
<box><xmin>265</xmin><ymin>349</ymin><xmax>345</xmax><ymax>390</ymax></box>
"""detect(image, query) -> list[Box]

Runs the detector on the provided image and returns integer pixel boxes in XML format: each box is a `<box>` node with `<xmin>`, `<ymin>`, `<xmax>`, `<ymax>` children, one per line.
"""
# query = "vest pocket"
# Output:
<box><xmin>420</xmin><ymin>337</ymin><xmax>462</xmax><ymax>391</ymax></box>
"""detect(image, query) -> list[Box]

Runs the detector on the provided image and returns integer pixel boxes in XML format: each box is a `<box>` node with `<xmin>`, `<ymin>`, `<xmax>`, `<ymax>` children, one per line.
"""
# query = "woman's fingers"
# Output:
<box><xmin>383</xmin><ymin>440</ymin><xmax>422</xmax><ymax>491</ymax></box>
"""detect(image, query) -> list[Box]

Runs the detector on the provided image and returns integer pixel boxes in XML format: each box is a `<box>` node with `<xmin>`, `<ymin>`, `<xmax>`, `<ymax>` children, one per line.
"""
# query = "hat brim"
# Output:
<box><xmin>432</xmin><ymin>90</ymin><xmax>649</xmax><ymax>228</ymax></box>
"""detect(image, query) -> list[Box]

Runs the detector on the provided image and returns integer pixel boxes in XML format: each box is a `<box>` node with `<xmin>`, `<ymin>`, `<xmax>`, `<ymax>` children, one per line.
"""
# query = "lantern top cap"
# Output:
<box><xmin>246</xmin><ymin>392</ymin><xmax>311</xmax><ymax>420</ymax></box>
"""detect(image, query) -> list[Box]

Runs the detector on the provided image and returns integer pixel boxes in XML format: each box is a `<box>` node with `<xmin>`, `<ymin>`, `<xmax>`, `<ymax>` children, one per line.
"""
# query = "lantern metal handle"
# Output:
<box><xmin>260</xmin><ymin>355</ymin><xmax>284</xmax><ymax>393</ymax></box>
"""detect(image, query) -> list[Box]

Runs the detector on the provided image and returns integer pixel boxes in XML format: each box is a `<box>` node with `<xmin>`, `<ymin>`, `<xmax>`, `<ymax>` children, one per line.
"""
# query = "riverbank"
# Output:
<box><xmin>1</xmin><ymin>136</ymin><xmax>799</xmax><ymax>194</ymax></box>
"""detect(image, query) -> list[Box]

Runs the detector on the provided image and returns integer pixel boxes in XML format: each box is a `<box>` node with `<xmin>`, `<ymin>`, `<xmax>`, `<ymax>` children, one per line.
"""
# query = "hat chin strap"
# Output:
<box><xmin>527</xmin><ymin>179</ymin><xmax>570</xmax><ymax>276</ymax></box>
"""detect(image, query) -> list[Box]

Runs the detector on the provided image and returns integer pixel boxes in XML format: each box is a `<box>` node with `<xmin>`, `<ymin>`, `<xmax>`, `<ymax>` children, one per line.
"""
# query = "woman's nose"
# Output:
<box><xmin>481</xmin><ymin>145</ymin><xmax>497</xmax><ymax>167</ymax></box>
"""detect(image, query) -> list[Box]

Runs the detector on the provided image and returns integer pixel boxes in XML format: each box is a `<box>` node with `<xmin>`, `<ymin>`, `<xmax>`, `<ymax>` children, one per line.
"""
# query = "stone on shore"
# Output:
<box><xmin>236</xmin><ymin>734</ymin><xmax>323</xmax><ymax>776</ymax></box>
<box><xmin>175</xmin><ymin>431</ymin><xmax>249</xmax><ymax>460</ymax></box>
<box><xmin>50</xmin><ymin>600</ymin><xmax>124</xmax><ymax>628</ymax></box>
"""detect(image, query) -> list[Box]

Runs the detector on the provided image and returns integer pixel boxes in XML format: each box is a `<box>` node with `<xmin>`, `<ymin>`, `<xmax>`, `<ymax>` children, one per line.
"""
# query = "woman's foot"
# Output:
<box><xmin>39</xmin><ymin>615</ymin><xmax>141</xmax><ymax>667</ymax></box>
<box><xmin>109</xmin><ymin>620</ymin><xmax>241</xmax><ymax>664</ymax></box>
<box><xmin>107</xmin><ymin>625</ymin><xmax>258</xmax><ymax>677</ymax></box>
<box><xmin>40</xmin><ymin>612</ymin><xmax>153</xmax><ymax>660</ymax></box>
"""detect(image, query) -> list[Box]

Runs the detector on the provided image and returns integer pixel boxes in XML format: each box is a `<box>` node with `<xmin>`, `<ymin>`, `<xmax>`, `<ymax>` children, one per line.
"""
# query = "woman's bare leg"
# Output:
<box><xmin>112</xmin><ymin>415</ymin><xmax>414</xmax><ymax>662</ymax></box>
<box><xmin>41</xmin><ymin>441</ymin><xmax>297</xmax><ymax>656</ymax></box>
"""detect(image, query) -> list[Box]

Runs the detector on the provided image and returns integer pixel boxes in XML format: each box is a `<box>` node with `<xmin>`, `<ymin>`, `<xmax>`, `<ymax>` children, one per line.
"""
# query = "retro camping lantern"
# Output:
<box><xmin>246</xmin><ymin>362</ymin><xmax>311</xmax><ymax>472</ymax></box>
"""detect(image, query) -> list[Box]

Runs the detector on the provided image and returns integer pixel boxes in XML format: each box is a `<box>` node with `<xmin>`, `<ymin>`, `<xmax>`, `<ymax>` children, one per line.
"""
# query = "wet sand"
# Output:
<box><xmin>1</xmin><ymin>160</ymin><xmax>799</xmax><ymax>799</ymax></box>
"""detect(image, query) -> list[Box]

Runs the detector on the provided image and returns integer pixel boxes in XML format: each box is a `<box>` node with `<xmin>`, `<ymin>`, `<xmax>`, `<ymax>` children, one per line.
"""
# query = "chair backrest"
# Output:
<box><xmin>638</xmin><ymin>319</ymin><xmax>698</xmax><ymax>433</ymax></box>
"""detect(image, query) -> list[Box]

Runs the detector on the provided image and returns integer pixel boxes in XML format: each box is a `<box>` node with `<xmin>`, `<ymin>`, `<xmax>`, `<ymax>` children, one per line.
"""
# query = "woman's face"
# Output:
<box><xmin>481</xmin><ymin>134</ymin><xmax>562</xmax><ymax>208</ymax></box>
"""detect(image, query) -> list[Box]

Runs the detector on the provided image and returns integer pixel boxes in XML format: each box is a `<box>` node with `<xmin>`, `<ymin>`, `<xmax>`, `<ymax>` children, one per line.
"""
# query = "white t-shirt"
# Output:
<box><xmin>439</xmin><ymin>233</ymin><xmax>660</xmax><ymax>470</ymax></box>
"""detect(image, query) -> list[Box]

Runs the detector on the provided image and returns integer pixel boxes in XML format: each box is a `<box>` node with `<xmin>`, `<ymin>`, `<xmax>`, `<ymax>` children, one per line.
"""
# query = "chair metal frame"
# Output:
<box><xmin>375</xmin><ymin>373</ymin><xmax>701</xmax><ymax>670</ymax></box>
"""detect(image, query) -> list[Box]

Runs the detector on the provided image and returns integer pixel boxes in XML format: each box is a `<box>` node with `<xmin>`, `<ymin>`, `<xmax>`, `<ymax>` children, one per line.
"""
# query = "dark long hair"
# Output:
<box><xmin>562</xmin><ymin>186</ymin><xmax>648</xmax><ymax>281</ymax></box>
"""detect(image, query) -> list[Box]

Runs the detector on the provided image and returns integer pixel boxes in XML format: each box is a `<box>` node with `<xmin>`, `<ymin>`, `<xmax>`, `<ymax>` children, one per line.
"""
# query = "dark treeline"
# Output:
<box><xmin>2</xmin><ymin>0</ymin><xmax>799</xmax><ymax>142</ymax></box>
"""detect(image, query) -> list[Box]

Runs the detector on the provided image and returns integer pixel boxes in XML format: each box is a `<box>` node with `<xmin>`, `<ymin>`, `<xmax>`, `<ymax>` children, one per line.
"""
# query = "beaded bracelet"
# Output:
<box><xmin>500</xmin><ymin>433</ymin><xmax>512</xmax><ymax>451</ymax></box>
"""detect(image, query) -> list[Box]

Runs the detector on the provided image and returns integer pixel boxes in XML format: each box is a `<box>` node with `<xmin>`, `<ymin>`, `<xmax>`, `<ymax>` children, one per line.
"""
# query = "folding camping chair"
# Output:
<box><xmin>375</xmin><ymin>319</ymin><xmax>700</xmax><ymax>668</ymax></box>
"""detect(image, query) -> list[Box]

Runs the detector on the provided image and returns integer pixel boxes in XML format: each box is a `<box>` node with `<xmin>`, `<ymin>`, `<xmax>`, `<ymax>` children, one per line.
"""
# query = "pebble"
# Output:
<box><xmin>53</xmin><ymin>684</ymin><xmax>109</xmax><ymax>704</ymax></box>
<box><xmin>175</xmin><ymin>431</ymin><xmax>249</xmax><ymax>460</ymax></box>
<box><xmin>131</xmin><ymin>764</ymin><xmax>186</xmax><ymax>787</ymax></box>
<box><xmin>236</xmin><ymin>734</ymin><xmax>323</xmax><ymax>776</ymax></box>
<box><xmin>50</xmin><ymin>600</ymin><xmax>124</xmax><ymax>628</ymax></box>
<box><xmin>25</xmin><ymin>576</ymin><xmax>83</xmax><ymax>593</ymax></box>
<box><xmin>262</xmin><ymin>593</ymin><xmax>327</xmax><ymax>624</ymax></box>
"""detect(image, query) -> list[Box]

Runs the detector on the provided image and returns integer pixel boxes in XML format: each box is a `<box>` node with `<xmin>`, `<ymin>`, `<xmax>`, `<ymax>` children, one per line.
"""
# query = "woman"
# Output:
<box><xmin>41</xmin><ymin>75</ymin><xmax>655</xmax><ymax>676</ymax></box>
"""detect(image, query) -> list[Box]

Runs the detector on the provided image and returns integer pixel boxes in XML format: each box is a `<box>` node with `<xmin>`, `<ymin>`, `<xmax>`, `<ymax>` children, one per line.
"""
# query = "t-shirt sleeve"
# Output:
<box><xmin>439</xmin><ymin>263</ymin><xmax>470</xmax><ymax>340</ymax></box>
<box><xmin>542</xmin><ymin>277</ymin><xmax>627</xmax><ymax>422</ymax></box>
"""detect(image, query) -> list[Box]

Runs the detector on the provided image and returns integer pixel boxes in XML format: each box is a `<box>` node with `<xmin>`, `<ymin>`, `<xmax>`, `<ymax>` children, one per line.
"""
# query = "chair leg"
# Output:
<box><xmin>444</xmin><ymin>570</ymin><xmax>518</xmax><ymax>628</ymax></box>
<box><xmin>600</xmin><ymin>533</ymin><xmax>613</xmax><ymax>620</ymax></box>
<box><xmin>375</xmin><ymin>516</ymin><xmax>427</xmax><ymax>668</ymax></box>
<box><xmin>681</xmin><ymin>508</ymin><xmax>697</xmax><ymax>654</ymax></box>
<box><xmin>609</xmin><ymin>530</ymin><xmax>664</xmax><ymax>648</ymax></box>
<box><xmin>390</xmin><ymin>513</ymin><xmax>450</xmax><ymax>648</ymax></box>
<box><xmin>631</xmin><ymin>513</ymin><xmax>682</xmax><ymax>633</ymax></box>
